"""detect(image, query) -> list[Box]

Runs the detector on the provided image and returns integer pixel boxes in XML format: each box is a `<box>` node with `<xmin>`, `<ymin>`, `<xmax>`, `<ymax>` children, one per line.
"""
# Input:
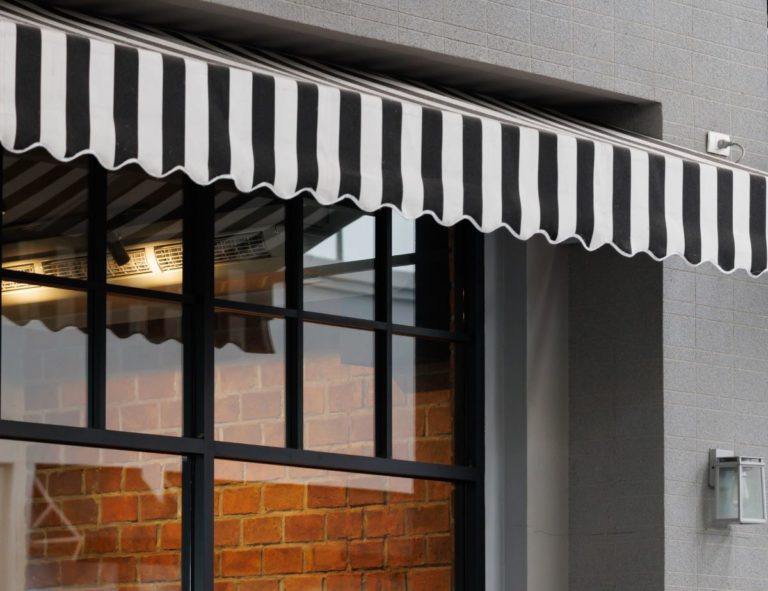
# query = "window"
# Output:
<box><xmin>0</xmin><ymin>150</ymin><xmax>484</xmax><ymax>590</ymax></box>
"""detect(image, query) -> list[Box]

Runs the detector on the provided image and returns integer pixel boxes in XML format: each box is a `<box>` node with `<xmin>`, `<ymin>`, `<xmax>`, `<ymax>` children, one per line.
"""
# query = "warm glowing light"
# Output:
<box><xmin>2</xmin><ymin>231</ymin><xmax>276</xmax><ymax>300</ymax></box>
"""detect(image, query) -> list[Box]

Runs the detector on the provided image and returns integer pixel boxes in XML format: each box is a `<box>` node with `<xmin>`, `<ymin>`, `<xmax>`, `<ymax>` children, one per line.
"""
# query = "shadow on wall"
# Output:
<box><xmin>569</xmin><ymin>245</ymin><xmax>665</xmax><ymax>591</ymax></box>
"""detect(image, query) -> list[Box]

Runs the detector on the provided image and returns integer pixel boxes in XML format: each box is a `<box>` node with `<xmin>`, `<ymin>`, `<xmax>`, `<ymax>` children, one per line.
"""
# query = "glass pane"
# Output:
<box><xmin>717</xmin><ymin>466</ymin><xmax>739</xmax><ymax>520</ymax></box>
<box><xmin>213</xmin><ymin>460</ymin><xmax>455</xmax><ymax>590</ymax></box>
<box><xmin>107</xmin><ymin>168</ymin><xmax>183</xmax><ymax>293</ymax></box>
<box><xmin>106</xmin><ymin>296</ymin><xmax>183</xmax><ymax>436</ymax></box>
<box><xmin>304</xmin><ymin>202</ymin><xmax>375</xmax><ymax>319</ymax></box>
<box><xmin>392</xmin><ymin>212</ymin><xmax>415</xmax><ymax>257</ymax></box>
<box><xmin>393</xmin><ymin>337</ymin><xmax>456</xmax><ymax>465</ymax></box>
<box><xmin>1</xmin><ymin>287</ymin><xmax>87</xmax><ymax>426</ymax></box>
<box><xmin>741</xmin><ymin>465</ymin><xmax>765</xmax><ymax>520</ymax></box>
<box><xmin>215</xmin><ymin>312</ymin><xmax>286</xmax><ymax>446</ymax></box>
<box><xmin>214</xmin><ymin>188</ymin><xmax>286</xmax><ymax>307</ymax></box>
<box><xmin>303</xmin><ymin>323</ymin><xmax>374</xmax><ymax>456</ymax></box>
<box><xmin>392</xmin><ymin>214</ymin><xmax>456</xmax><ymax>331</ymax></box>
<box><xmin>2</xmin><ymin>151</ymin><xmax>88</xmax><ymax>279</ymax></box>
<box><xmin>0</xmin><ymin>440</ymin><xmax>182</xmax><ymax>591</ymax></box>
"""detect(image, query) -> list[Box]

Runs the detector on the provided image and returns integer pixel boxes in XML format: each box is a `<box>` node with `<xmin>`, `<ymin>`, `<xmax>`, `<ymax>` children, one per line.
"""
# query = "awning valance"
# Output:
<box><xmin>1</xmin><ymin>1</ymin><xmax>767</xmax><ymax>276</ymax></box>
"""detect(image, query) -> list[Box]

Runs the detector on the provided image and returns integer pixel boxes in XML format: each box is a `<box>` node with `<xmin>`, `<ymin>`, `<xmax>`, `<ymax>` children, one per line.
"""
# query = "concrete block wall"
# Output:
<box><xmin>663</xmin><ymin>261</ymin><xmax>768</xmax><ymax>591</ymax></box>
<box><xmin>200</xmin><ymin>0</ymin><xmax>768</xmax><ymax>170</ymax></box>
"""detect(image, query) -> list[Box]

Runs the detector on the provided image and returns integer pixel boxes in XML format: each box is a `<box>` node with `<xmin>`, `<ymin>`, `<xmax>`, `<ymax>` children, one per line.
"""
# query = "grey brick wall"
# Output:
<box><xmin>663</xmin><ymin>260</ymin><xmax>768</xmax><ymax>591</ymax></box>
<box><xmin>203</xmin><ymin>0</ymin><xmax>768</xmax><ymax>170</ymax></box>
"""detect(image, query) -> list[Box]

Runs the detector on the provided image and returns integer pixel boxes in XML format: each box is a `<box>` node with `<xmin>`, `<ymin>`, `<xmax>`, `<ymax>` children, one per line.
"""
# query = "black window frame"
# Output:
<box><xmin>0</xmin><ymin>154</ymin><xmax>486</xmax><ymax>590</ymax></box>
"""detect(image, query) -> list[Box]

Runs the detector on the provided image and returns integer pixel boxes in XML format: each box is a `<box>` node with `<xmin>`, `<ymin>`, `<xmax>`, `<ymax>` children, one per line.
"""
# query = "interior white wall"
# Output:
<box><xmin>485</xmin><ymin>233</ymin><xmax>569</xmax><ymax>591</ymax></box>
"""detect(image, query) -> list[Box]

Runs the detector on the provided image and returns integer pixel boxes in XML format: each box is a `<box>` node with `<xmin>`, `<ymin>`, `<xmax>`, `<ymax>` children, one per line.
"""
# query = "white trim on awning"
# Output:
<box><xmin>2</xmin><ymin>0</ymin><xmax>767</xmax><ymax>276</ymax></box>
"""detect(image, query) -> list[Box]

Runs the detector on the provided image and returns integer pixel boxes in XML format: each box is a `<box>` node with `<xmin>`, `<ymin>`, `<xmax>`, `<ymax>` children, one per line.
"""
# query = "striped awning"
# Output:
<box><xmin>1</xmin><ymin>2</ymin><xmax>767</xmax><ymax>276</ymax></box>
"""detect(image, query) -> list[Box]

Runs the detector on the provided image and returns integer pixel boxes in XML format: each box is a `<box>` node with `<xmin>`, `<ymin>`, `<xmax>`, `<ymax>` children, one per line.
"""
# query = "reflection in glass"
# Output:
<box><xmin>107</xmin><ymin>168</ymin><xmax>183</xmax><ymax>293</ymax></box>
<box><xmin>1</xmin><ymin>287</ymin><xmax>87</xmax><ymax>426</ymax></box>
<box><xmin>213</xmin><ymin>460</ymin><xmax>454</xmax><ymax>589</ymax></box>
<box><xmin>303</xmin><ymin>323</ymin><xmax>374</xmax><ymax>456</ymax></box>
<box><xmin>106</xmin><ymin>296</ymin><xmax>183</xmax><ymax>436</ymax></box>
<box><xmin>392</xmin><ymin>215</ymin><xmax>455</xmax><ymax>330</ymax></box>
<box><xmin>2</xmin><ymin>150</ymin><xmax>89</xmax><ymax>279</ymax></box>
<box><xmin>215</xmin><ymin>312</ymin><xmax>286</xmax><ymax>446</ymax></box>
<box><xmin>0</xmin><ymin>440</ymin><xmax>182</xmax><ymax>591</ymax></box>
<box><xmin>742</xmin><ymin>466</ymin><xmax>766</xmax><ymax>521</ymax></box>
<box><xmin>392</xmin><ymin>212</ymin><xmax>415</xmax><ymax>257</ymax></box>
<box><xmin>392</xmin><ymin>336</ymin><xmax>455</xmax><ymax>465</ymax></box>
<box><xmin>718</xmin><ymin>466</ymin><xmax>739</xmax><ymax>520</ymax></box>
<box><xmin>215</xmin><ymin>188</ymin><xmax>286</xmax><ymax>307</ymax></box>
<box><xmin>304</xmin><ymin>202</ymin><xmax>375</xmax><ymax>319</ymax></box>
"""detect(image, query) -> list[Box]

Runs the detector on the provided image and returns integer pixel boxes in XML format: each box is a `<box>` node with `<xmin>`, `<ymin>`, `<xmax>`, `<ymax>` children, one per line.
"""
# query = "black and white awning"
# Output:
<box><xmin>1</xmin><ymin>1</ymin><xmax>767</xmax><ymax>276</ymax></box>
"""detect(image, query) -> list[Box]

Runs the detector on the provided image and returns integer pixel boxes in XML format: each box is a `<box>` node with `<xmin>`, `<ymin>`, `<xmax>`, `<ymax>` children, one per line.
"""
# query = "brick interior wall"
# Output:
<box><xmin>25</xmin><ymin>454</ymin><xmax>184</xmax><ymax>591</ymax></box>
<box><xmin>105</xmin><ymin>335</ymin><xmax>183</xmax><ymax>437</ymax></box>
<box><xmin>22</xmin><ymin>459</ymin><xmax>454</xmax><ymax>590</ymax></box>
<box><xmin>10</xmin><ymin>262</ymin><xmax>457</xmax><ymax>590</ymax></box>
<box><xmin>213</xmin><ymin>462</ymin><xmax>454</xmax><ymax>591</ymax></box>
<box><xmin>14</xmin><ymin>332</ymin><xmax>456</xmax><ymax>590</ymax></box>
<box><xmin>214</xmin><ymin>344</ymin><xmax>454</xmax><ymax>463</ymax></box>
<box><xmin>9</xmin><ymin>326</ymin><xmax>454</xmax><ymax>467</ymax></box>
<box><xmin>391</xmin><ymin>341</ymin><xmax>455</xmax><ymax>466</ymax></box>
<box><xmin>302</xmin><ymin>347</ymin><xmax>376</xmax><ymax>457</ymax></box>
<box><xmin>2</xmin><ymin>317</ymin><xmax>89</xmax><ymax>428</ymax></box>
<box><xmin>214</xmin><ymin>331</ymin><xmax>287</xmax><ymax>448</ymax></box>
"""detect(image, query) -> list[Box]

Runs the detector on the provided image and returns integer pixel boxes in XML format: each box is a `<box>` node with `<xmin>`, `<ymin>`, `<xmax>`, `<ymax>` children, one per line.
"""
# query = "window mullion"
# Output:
<box><xmin>374</xmin><ymin>209</ymin><xmax>392</xmax><ymax>458</ymax></box>
<box><xmin>87</xmin><ymin>158</ymin><xmax>107</xmax><ymax>430</ymax></box>
<box><xmin>459</xmin><ymin>224</ymin><xmax>486</xmax><ymax>590</ymax></box>
<box><xmin>187</xmin><ymin>452</ymin><xmax>215</xmax><ymax>591</ymax></box>
<box><xmin>183</xmin><ymin>178</ymin><xmax>215</xmax><ymax>440</ymax></box>
<box><xmin>182</xmin><ymin>178</ymin><xmax>215</xmax><ymax>591</ymax></box>
<box><xmin>285</xmin><ymin>197</ymin><xmax>304</xmax><ymax>449</ymax></box>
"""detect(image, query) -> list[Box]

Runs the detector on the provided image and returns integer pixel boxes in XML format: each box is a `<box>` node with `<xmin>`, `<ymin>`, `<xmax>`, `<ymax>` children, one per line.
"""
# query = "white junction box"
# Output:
<box><xmin>707</xmin><ymin>131</ymin><xmax>731</xmax><ymax>157</ymax></box>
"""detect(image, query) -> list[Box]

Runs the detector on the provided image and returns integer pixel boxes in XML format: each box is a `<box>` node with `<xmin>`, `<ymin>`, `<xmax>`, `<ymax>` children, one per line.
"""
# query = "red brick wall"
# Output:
<box><xmin>22</xmin><ymin>460</ymin><xmax>454</xmax><ymax>590</ymax></box>
<box><xmin>25</xmin><ymin>455</ymin><xmax>183</xmax><ymax>590</ymax></box>
<box><xmin>213</xmin><ymin>462</ymin><xmax>454</xmax><ymax>591</ymax></box>
<box><xmin>16</xmin><ymin>310</ymin><xmax>456</xmax><ymax>591</ymax></box>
